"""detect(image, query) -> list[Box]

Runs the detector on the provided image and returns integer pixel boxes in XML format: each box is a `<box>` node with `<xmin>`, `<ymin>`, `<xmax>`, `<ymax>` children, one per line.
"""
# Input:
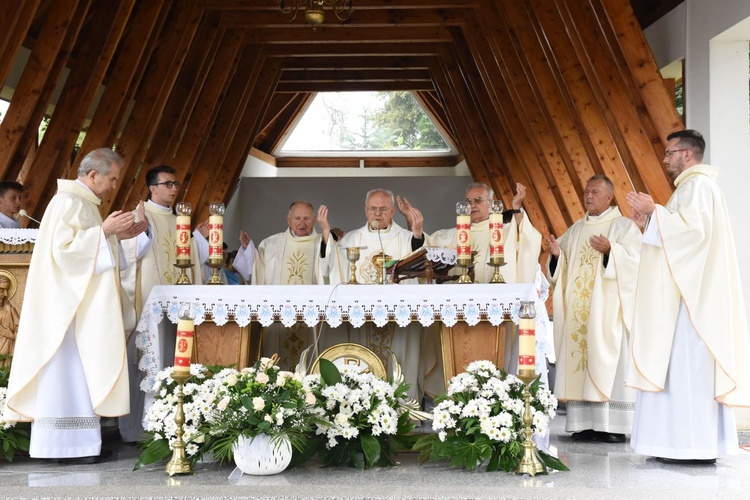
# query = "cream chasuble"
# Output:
<box><xmin>627</xmin><ymin>165</ymin><xmax>750</xmax><ymax>407</ymax></box>
<box><xmin>252</xmin><ymin>230</ymin><xmax>322</xmax><ymax>370</ymax></box>
<box><xmin>4</xmin><ymin>180</ymin><xmax>130</xmax><ymax>435</ymax></box>
<box><xmin>322</xmin><ymin>222</ymin><xmax>424</xmax><ymax>401</ymax></box>
<box><xmin>427</xmin><ymin>212</ymin><xmax>541</xmax><ymax>284</ymax></box>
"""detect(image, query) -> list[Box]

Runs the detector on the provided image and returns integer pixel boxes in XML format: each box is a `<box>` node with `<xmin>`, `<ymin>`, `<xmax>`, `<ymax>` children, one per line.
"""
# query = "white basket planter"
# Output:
<box><xmin>232</xmin><ymin>434</ymin><xmax>293</xmax><ymax>475</ymax></box>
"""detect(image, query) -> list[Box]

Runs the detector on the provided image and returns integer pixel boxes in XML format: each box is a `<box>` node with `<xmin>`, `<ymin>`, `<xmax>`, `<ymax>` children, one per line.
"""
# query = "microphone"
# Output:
<box><xmin>372</xmin><ymin>220</ymin><xmax>386</xmax><ymax>284</ymax></box>
<box><xmin>19</xmin><ymin>209</ymin><xmax>41</xmax><ymax>225</ymax></box>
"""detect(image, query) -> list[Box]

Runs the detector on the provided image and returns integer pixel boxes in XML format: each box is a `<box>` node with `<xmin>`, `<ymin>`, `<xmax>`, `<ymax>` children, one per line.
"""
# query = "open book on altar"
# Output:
<box><xmin>389</xmin><ymin>246</ymin><xmax>467</xmax><ymax>284</ymax></box>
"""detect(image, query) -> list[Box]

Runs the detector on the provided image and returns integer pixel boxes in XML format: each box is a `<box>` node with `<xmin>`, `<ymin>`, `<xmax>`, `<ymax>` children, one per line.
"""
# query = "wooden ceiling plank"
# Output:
<box><xmin>263</xmin><ymin>42</ymin><xmax>445</xmax><ymax>57</ymax></box>
<box><xmin>180</xmin><ymin>46</ymin><xmax>266</xmax><ymax>218</ymax></box>
<box><xmin>106</xmin><ymin>0</ymin><xmax>203</xmax><ymax>214</ymax></box>
<box><xmin>279</xmin><ymin>69</ymin><xmax>432</xmax><ymax>82</ymax></box>
<box><xmin>0</xmin><ymin>0</ymin><xmax>92</xmax><ymax>181</ymax></box>
<box><xmin>279</xmin><ymin>55</ymin><xmax>433</xmax><ymax>70</ymax></box>
<box><xmin>74</xmin><ymin>0</ymin><xmax>172</xmax><ymax>171</ymax></box>
<box><xmin>244</xmin><ymin>26</ymin><xmax>454</xmax><ymax>44</ymax></box>
<box><xmin>275</xmin><ymin>156</ymin><xmax>460</xmax><ymax>168</ymax></box>
<box><xmin>414</xmin><ymin>90</ymin><xmax>458</xmax><ymax>150</ymax></box>
<box><xmin>255</xmin><ymin>92</ymin><xmax>313</xmax><ymax>153</ymax></box>
<box><xmin>137</xmin><ymin>29</ymin><xmax>247</xmax><ymax>212</ymax></box>
<box><xmin>191</xmin><ymin>58</ymin><xmax>283</xmax><ymax>223</ymax></box>
<box><xmin>0</xmin><ymin>0</ymin><xmax>41</xmax><ymax>88</ymax></box>
<box><xmin>25</xmin><ymin>0</ymin><xmax>137</xmax><ymax>219</ymax></box>
<box><xmin>141</xmin><ymin>10</ymin><xmax>224</xmax><ymax>169</ymax></box>
<box><xmin>276</xmin><ymin>81</ymin><xmax>435</xmax><ymax>92</ymax></box>
<box><xmin>556</xmin><ymin>0</ymin><xmax>673</xmax><ymax>206</ymax></box>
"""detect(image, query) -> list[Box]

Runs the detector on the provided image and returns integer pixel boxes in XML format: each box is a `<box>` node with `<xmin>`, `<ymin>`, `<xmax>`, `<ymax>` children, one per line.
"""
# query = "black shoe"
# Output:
<box><xmin>48</xmin><ymin>448</ymin><xmax>113</xmax><ymax>465</ymax></box>
<box><xmin>655</xmin><ymin>457</ymin><xmax>716</xmax><ymax>465</ymax></box>
<box><xmin>598</xmin><ymin>432</ymin><xmax>626</xmax><ymax>443</ymax></box>
<box><xmin>571</xmin><ymin>429</ymin><xmax>598</xmax><ymax>441</ymax></box>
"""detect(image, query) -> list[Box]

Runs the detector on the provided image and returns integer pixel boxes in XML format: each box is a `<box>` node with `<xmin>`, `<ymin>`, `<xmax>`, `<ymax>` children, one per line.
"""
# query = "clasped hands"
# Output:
<box><xmin>103</xmin><ymin>201</ymin><xmax>148</xmax><ymax>240</ymax></box>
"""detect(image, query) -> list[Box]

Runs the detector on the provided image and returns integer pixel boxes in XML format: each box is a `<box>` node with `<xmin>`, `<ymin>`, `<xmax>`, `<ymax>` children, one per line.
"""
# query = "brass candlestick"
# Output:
<box><xmin>346</xmin><ymin>247</ymin><xmax>361</xmax><ymax>284</ymax></box>
<box><xmin>165</xmin><ymin>369</ymin><xmax>194</xmax><ymax>476</ymax></box>
<box><xmin>205</xmin><ymin>257</ymin><xmax>224</xmax><ymax>285</ymax></box>
<box><xmin>456</xmin><ymin>255</ymin><xmax>473</xmax><ymax>284</ymax></box>
<box><xmin>515</xmin><ymin>370</ymin><xmax>545</xmax><ymax>476</ymax></box>
<box><xmin>488</xmin><ymin>255</ymin><xmax>506</xmax><ymax>283</ymax></box>
<box><xmin>174</xmin><ymin>261</ymin><xmax>194</xmax><ymax>285</ymax></box>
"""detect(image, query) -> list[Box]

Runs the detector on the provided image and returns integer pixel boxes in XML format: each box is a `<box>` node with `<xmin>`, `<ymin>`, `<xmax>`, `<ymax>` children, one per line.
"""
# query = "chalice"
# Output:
<box><xmin>346</xmin><ymin>247</ymin><xmax>361</xmax><ymax>284</ymax></box>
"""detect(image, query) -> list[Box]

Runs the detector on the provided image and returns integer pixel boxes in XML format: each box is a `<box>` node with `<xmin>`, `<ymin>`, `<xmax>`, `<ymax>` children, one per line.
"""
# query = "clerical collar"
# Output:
<box><xmin>75</xmin><ymin>179</ymin><xmax>95</xmax><ymax>196</ymax></box>
<box><xmin>288</xmin><ymin>228</ymin><xmax>314</xmax><ymax>238</ymax></box>
<box><xmin>367</xmin><ymin>224</ymin><xmax>391</xmax><ymax>233</ymax></box>
<box><xmin>147</xmin><ymin>199</ymin><xmax>171</xmax><ymax>212</ymax></box>
<box><xmin>586</xmin><ymin>206</ymin><xmax>614</xmax><ymax>221</ymax></box>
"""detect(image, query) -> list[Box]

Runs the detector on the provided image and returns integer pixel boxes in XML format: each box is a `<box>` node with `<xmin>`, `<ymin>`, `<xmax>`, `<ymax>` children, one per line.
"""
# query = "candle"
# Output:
<box><xmin>176</xmin><ymin>215</ymin><xmax>191</xmax><ymax>263</ymax></box>
<box><xmin>208</xmin><ymin>214</ymin><xmax>223</xmax><ymax>260</ymax></box>
<box><xmin>518</xmin><ymin>317</ymin><xmax>536</xmax><ymax>372</ymax></box>
<box><xmin>456</xmin><ymin>214</ymin><xmax>472</xmax><ymax>258</ymax></box>
<box><xmin>489</xmin><ymin>212</ymin><xmax>504</xmax><ymax>258</ymax></box>
<box><xmin>173</xmin><ymin>316</ymin><xmax>195</xmax><ymax>373</ymax></box>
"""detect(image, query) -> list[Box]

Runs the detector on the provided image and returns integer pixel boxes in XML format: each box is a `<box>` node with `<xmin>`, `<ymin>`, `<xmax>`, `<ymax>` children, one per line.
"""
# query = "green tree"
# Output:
<box><xmin>373</xmin><ymin>91</ymin><xmax>448</xmax><ymax>150</ymax></box>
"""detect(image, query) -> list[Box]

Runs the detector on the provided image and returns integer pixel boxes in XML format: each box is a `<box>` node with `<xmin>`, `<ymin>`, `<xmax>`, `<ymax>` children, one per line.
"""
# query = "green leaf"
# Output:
<box><xmin>539</xmin><ymin>450</ymin><xmax>569</xmax><ymax>471</ymax></box>
<box><xmin>133</xmin><ymin>438</ymin><xmax>172</xmax><ymax>471</ymax></box>
<box><xmin>318</xmin><ymin>358</ymin><xmax>342</xmax><ymax>386</ymax></box>
<box><xmin>360</xmin><ymin>434</ymin><xmax>381</xmax><ymax>468</ymax></box>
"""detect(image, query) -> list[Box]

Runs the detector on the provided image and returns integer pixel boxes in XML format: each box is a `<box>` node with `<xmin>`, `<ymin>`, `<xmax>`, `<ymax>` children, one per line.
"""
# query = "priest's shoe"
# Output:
<box><xmin>48</xmin><ymin>448</ymin><xmax>113</xmax><ymax>465</ymax></box>
<box><xmin>571</xmin><ymin>429</ymin><xmax>598</xmax><ymax>441</ymax></box>
<box><xmin>655</xmin><ymin>457</ymin><xmax>716</xmax><ymax>465</ymax></box>
<box><xmin>598</xmin><ymin>432</ymin><xmax>626</xmax><ymax>443</ymax></box>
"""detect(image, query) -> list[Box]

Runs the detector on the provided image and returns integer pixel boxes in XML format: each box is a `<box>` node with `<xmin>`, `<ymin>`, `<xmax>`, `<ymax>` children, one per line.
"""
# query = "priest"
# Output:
<box><xmin>233</xmin><ymin>201</ymin><xmax>334</xmax><ymax>369</ymax></box>
<box><xmin>626</xmin><ymin>129</ymin><xmax>750</xmax><ymax>464</ymax></box>
<box><xmin>322</xmin><ymin>188</ymin><xmax>426</xmax><ymax>399</ymax></box>
<box><xmin>547</xmin><ymin>175</ymin><xmax>641</xmax><ymax>443</ymax></box>
<box><xmin>118</xmin><ymin>165</ymin><xmax>205</xmax><ymax>442</ymax></box>
<box><xmin>2</xmin><ymin>148</ymin><xmax>147</xmax><ymax>462</ymax></box>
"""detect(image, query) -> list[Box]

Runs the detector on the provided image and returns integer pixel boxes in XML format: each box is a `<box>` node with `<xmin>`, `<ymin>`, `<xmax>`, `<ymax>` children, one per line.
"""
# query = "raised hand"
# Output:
<box><xmin>589</xmin><ymin>234</ymin><xmax>611</xmax><ymax>254</ymax></box>
<box><xmin>102</xmin><ymin>210</ymin><xmax>135</xmax><ymax>239</ymax></box>
<box><xmin>195</xmin><ymin>219</ymin><xmax>210</xmax><ymax>238</ymax></box>
<box><xmin>626</xmin><ymin>191</ymin><xmax>655</xmax><ymax>217</ymax></box>
<box><xmin>317</xmin><ymin>205</ymin><xmax>332</xmax><ymax>242</ymax></box>
<box><xmin>546</xmin><ymin>234</ymin><xmax>560</xmax><ymax>257</ymax></box>
<box><xmin>408</xmin><ymin>206</ymin><xmax>424</xmax><ymax>238</ymax></box>
<box><xmin>512</xmin><ymin>183</ymin><xmax>527</xmax><ymax>210</ymax></box>
<box><xmin>239</xmin><ymin>230</ymin><xmax>251</xmax><ymax>249</ymax></box>
<box><xmin>396</xmin><ymin>196</ymin><xmax>415</xmax><ymax>230</ymax></box>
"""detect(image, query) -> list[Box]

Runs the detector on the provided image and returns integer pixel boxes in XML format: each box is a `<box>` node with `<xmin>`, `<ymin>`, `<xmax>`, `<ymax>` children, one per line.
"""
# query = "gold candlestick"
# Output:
<box><xmin>346</xmin><ymin>247</ymin><xmax>361</xmax><ymax>284</ymax></box>
<box><xmin>456</xmin><ymin>255</ymin><xmax>473</xmax><ymax>284</ymax></box>
<box><xmin>173</xmin><ymin>261</ymin><xmax>194</xmax><ymax>285</ymax></box>
<box><xmin>165</xmin><ymin>369</ymin><xmax>194</xmax><ymax>476</ymax></box>
<box><xmin>371</xmin><ymin>251</ymin><xmax>392</xmax><ymax>285</ymax></box>
<box><xmin>488</xmin><ymin>255</ymin><xmax>506</xmax><ymax>283</ymax></box>
<box><xmin>516</xmin><ymin>301</ymin><xmax>544</xmax><ymax>476</ymax></box>
<box><xmin>205</xmin><ymin>257</ymin><xmax>224</xmax><ymax>285</ymax></box>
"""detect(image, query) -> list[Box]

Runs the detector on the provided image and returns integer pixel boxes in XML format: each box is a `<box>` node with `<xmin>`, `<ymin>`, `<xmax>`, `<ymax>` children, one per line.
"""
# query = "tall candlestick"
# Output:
<box><xmin>174</xmin><ymin>317</ymin><xmax>194</xmax><ymax>373</ymax></box>
<box><xmin>489</xmin><ymin>212</ymin><xmax>504</xmax><ymax>259</ymax></box>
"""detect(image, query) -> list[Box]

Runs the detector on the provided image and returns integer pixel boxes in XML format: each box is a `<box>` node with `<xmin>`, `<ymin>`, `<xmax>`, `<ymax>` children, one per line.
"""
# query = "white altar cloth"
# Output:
<box><xmin>135</xmin><ymin>283</ymin><xmax>538</xmax><ymax>393</ymax></box>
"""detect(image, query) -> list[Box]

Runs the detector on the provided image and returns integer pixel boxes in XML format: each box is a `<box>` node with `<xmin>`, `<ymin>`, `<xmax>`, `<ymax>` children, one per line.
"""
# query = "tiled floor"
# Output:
<box><xmin>1</xmin><ymin>417</ymin><xmax>748</xmax><ymax>500</ymax></box>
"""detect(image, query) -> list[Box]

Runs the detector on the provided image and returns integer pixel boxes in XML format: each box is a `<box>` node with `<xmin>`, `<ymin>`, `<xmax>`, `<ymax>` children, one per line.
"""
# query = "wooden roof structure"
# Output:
<box><xmin>0</xmin><ymin>0</ymin><xmax>683</xmax><ymax>237</ymax></box>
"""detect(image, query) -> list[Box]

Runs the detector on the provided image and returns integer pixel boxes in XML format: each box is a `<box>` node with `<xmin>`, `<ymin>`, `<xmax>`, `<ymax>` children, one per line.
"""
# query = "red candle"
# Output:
<box><xmin>518</xmin><ymin>317</ymin><xmax>536</xmax><ymax>372</ymax></box>
<box><xmin>489</xmin><ymin>212</ymin><xmax>504</xmax><ymax>258</ymax></box>
<box><xmin>173</xmin><ymin>317</ymin><xmax>195</xmax><ymax>372</ymax></box>
<box><xmin>456</xmin><ymin>214</ymin><xmax>471</xmax><ymax>258</ymax></box>
<box><xmin>176</xmin><ymin>215</ymin><xmax>191</xmax><ymax>263</ymax></box>
<box><xmin>208</xmin><ymin>214</ymin><xmax>223</xmax><ymax>260</ymax></box>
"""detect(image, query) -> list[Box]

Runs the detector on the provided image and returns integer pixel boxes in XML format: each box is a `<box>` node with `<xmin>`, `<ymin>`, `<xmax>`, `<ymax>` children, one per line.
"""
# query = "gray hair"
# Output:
<box><xmin>465</xmin><ymin>182</ymin><xmax>494</xmax><ymax>200</ymax></box>
<box><xmin>77</xmin><ymin>148</ymin><xmax>123</xmax><ymax>178</ymax></box>
<box><xmin>587</xmin><ymin>175</ymin><xmax>614</xmax><ymax>193</ymax></box>
<box><xmin>365</xmin><ymin>188</ymin><xmax>395</xmax><ymax>207</ymax></box>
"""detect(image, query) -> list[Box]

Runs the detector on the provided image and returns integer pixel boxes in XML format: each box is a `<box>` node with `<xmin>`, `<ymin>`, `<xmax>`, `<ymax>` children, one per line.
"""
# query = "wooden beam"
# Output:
<box><xmin>275</xmin><ymin>156</ymin><xmax>461</xmax><ymax>168</ymax></box>
<box><xmin>279</xmin><ymin>69</ymin><xmax>432</xmax><ymax>83</ymax></box>
<box><xmin>279</xmin><ymin>55</ymin><xmax>433</xmax><ymax>70</ymax></box>
<box><xmin>0</xmin><ymin>0</ymin><xmax>41</xmax><ymax>88</ymax></box>
<box><xmin>276</xmin><ymin>81</ymin><xmax>435</xmax><ymax>92</ymax></box>
<box><xmin>255</xmin><ymin>92</ymin><xmax>312</xmax><ymax>153</ymax></box>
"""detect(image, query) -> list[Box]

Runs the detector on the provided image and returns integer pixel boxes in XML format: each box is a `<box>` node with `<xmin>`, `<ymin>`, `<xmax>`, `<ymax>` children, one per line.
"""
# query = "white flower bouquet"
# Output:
<box><xmin>414</xmin><ymin>360</ymin><xmax>567</xmax><ymax>472</ymax></box>
<box><xmin>297</xmin><ymin>359</ymin><xmax>416</xmax><ymax>469</ymax></box>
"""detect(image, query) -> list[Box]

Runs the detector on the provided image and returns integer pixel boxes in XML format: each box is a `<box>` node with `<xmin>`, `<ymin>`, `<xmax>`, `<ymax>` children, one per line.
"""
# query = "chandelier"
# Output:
<box><xmin>277</xmin><ymin>0</ymin><xmax>353</xmax><ymax>28</ymax></box>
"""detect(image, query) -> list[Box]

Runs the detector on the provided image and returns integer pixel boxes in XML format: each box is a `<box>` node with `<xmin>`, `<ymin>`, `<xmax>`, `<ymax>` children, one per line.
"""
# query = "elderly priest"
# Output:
<box><xmin>2</xmin><ymin>148</ymin><xmax>147</xmax><ymax>462</ymax></box>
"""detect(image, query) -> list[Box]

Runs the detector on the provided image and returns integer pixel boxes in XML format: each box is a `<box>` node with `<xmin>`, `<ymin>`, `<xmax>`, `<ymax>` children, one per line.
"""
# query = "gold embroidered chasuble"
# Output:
<box><xmin>4</xmin><ymin>180</ymin><xmax>129</xmax><ymax>421</ymax></box>
<box><xmin>252</xmin><ymin>230</ymin><xmax>321</xmax><ymax>285</ymax></box>
<box><xmin>548</xmin><ymin>207</ymin><xmax>641</xmax><ymax>402</ymax></box>
<box><xmin>627</xmin><ymin>165</ymin><xmax>750</xmax><ymax>407</ymax></box>
<box><xmin>427</xmin><ymin>212</ymin><xmax>542</xmax><ymax>283</ymax></box>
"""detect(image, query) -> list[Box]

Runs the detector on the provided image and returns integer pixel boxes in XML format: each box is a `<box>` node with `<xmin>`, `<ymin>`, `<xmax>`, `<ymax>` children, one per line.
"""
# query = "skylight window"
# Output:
<box><xmin>279</xmin><ymin>91</ymin><xmax>452</xmax><ymax>155</ymax></box>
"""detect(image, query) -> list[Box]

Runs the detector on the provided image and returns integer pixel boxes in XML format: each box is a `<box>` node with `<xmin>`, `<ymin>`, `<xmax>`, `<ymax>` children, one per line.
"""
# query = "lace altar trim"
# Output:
<box><xmin>424</xmin><ymin>246</ymin><xmax>457</xmax><ymax>265</ymax></box>
<box><xmin>32</xmin><ymin>416</ymin><xmax>100</xmax><ymax>430</ymax></box>
<box><xmin>0</xmin><ymin>228</ymin><xmax>38</xmax><ymax>245</ymax></box>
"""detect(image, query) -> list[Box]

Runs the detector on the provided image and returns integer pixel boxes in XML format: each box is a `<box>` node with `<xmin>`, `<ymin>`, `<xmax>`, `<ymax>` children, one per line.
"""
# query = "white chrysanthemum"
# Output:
<box><xmin>497</xmin><ymin>427</ymin><xmax>512</xmax><ymax>443</ymax></box>
<box><xmin>438</xmin><ymin>431</ymin><xmax>447</xmax><ymax>442</ymax></box>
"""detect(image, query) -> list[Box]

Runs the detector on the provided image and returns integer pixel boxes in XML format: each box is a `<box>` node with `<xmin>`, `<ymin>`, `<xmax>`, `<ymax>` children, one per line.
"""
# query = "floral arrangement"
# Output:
<box><xmin>198</xmin><ymin>358</ymin><xmax>319</xmax><ymax>463</ymax></box>
<box><xmin>0</xmin><ymin>355</ymin><xmax>31</xmax><ymax>461</ymax></box>
<box><xmin>414</xmin><ymin>360</ymin><xmax>567</xmax><ymax>473</ymax></box>
<box><xmin>134</xmin><ymin>363</ymin><xmax>224</xmax><ymax>469</ymax></box>
<box><xmin>295</xmin><ymin>359</ymin><xmax>417</xmax><ymax>469</ymax></box>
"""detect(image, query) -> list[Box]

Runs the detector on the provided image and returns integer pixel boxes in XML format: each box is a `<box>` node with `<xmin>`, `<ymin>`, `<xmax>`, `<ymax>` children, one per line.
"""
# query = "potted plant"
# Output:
<box><xmin>295</xmin><ymin>359</ymin><xmax>417</xmax><ymax>469</ymax></box>
<box><xmin>414</xmin><ymin>360</ymin><xmax>568</xmax><ymax>473</ymax></box>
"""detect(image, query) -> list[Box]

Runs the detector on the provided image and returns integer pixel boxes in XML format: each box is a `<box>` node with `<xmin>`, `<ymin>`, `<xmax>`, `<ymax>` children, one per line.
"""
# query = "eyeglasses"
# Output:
<box><xmin>664</xmin><ymin>149</ymin><xmax>688</xmax><ymax>158</ymax></box>
<box><xmin>366</xmin><ymin>206</ymin><xmax>393</xmax><ymax>214</ymax></box>
<box><xmin>465</xmin><ymin>197</ymin><xmax>488</xmax><ymax>205</ymax></box>
<box><xmin>150</xmin><ymin>181</ymin><xmax>181</xmax><ymax>189</ymax></box>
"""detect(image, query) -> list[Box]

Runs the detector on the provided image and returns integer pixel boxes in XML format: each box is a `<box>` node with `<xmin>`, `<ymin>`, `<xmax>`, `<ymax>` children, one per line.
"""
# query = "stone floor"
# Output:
<box><xmin>1</xmin><ymin>417</ymin><xmax>749</xmax><ymax>500</ymax></box>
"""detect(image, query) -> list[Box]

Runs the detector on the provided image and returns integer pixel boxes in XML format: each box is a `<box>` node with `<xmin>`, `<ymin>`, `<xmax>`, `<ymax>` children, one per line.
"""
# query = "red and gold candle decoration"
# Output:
<box><xmin>455</xmin><ymin>201</ymin><xmax>472</xmax><ymax>259</ymax></box>
<box><xmin>489</xmin><ymin>200</ymin><xmax>504</xmax><ymax>259</ymax></box>
<box><xmin>208</xmin><ymin>202</ymin><xmax>225</xmax><ymax>261</ymax></box>
<box><xmin>517</xmin><ymin>301</ymin><xmax>536</xmax><ymax>374</ymax></box>
<box><xmin>175</xmin><ymin>202</ymin><xmax>192</xmax><ymax>264</ymax></box>
<box><xmin>173</xmin><ymin>306</ymin><xmax>195</xmax><ymax>373</ymax></box>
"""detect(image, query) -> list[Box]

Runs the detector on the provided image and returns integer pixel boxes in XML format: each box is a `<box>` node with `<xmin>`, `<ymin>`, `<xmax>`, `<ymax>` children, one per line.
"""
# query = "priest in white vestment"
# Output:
<box><xmin>321</xmin><ymin>189</ymin><xmax>426</xmax><ymax>400</ymax></box>
<box><xmin>547</xmin><ymin>175</ymin><xmax>641</xmax><ymax>443</ymax></box>
<box><xmin>0</xmin><ymin>181</ymin><xmax>23</xmax><ymax>228</ymax></box>
<box><xmin>627</xmin><ymin>130</ymin><xmax>750</xmax><ymax>464</ymax></box>
<box><xmin>2</xmin><ymin>148</ymin><xmax>147</xmax><ymax>461</ymax></box>
<box><xmin>425</xmin><ymin>182</ymin><xmax>543</xmax><ymax>386</ymax></box>
<box><xmin>232</xmin><ymin>202</ymin><xmax>334</xmax><ymax>370</ymax></box>
<box><xmin>118</xmin><ymin>165</ymin><xmax>205</xmax><ymax>442</ymax></box>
